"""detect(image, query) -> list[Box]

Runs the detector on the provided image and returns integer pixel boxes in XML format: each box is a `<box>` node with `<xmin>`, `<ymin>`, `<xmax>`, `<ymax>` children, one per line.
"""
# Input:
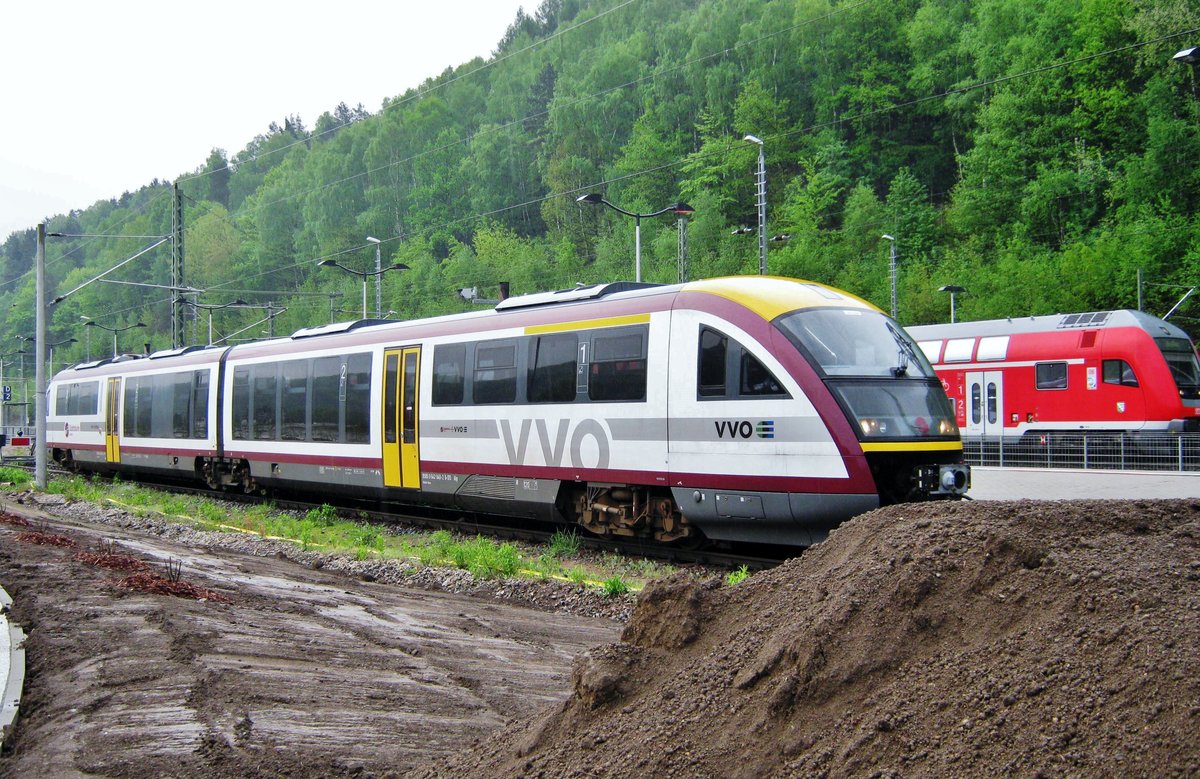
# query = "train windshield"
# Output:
<box><xmin>775</xmin><ymin>308</ymin><xmax>937</xmax><ymax>379</ymax></box>
<box><xmin>1155</xmin><ymin>337</ymin><xmax>1200</xmax><ymax>399</ymax></box>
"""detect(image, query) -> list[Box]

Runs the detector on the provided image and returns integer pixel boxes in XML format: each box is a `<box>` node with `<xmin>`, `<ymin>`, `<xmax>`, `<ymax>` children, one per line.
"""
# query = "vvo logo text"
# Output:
<box><xmin>500</xmin><ymin>419</ymin><xmax>611</xmax><ymax>468</ymax></box>
<box><xmin>714</xmin><ymin>420</ymin><xmax>775</xmax><ymax>439</ymax></box>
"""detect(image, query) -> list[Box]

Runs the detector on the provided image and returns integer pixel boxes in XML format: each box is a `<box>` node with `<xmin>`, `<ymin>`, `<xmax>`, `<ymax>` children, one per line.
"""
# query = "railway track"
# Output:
<box><xmin>10</xmin><ymin>463</ymin><xmax>789</xmax><ymax>571</ymax></box>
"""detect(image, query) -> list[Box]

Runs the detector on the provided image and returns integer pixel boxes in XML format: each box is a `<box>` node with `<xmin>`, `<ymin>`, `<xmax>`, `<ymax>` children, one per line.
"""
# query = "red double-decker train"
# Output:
<box><xmin>908</xmin><ymin>310</ymin><xmax>1200</xmax><ymax>438</ymax></box>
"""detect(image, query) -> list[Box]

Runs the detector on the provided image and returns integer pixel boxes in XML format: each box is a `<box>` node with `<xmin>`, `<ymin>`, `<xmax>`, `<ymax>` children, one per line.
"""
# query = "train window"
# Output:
<box><xmin>55</xmin><ymin>381</ymin><xmax>100</xmax><ymax>416</ymax></box>
<box><xmin>977</xmin><ymin>336</ymin><xmax>1010</xmax><ymax>361</ymax></box>
<box><xmin>123</xmin><ymin>377</ymin><xmax>155</xmax><ymax>438</ymax></box>
<box><xmin>775</xmin><ymin>309</ymin><xmax>937</xmax><ymax>378</ymax></box>
<box><xmin>1102</xmin><ymin>360</ymin><xmax>1139</xmax><ymax>387</ymax></box>
<box><xmin>433</xmin><ymin>344</ymin><xmax>466</xmax><ymax>405</ymax></box>
<box><xmin>232</xmin><ymin>367</ymin><xmax>250</xmax><ymax>440</ymax></box>
<box><xmin>311</xmin><ymin>357</ymin><xmax>343</xmax><ymax>442</ymax></box>
<box><xmin>943</xmin><ymin>339</ymin><xmax>975</xmax><ymax>363</ymax></box>
<box><xmin>252</xmin><ymin>367</ymin><xmax>278</xmax><ymax>440</ymax></box>
<box><xmin>474</xmin><ymin>341</ymin><xmax>517</xmax><ymax>404</ymax></box>
<box><xmin>1155</xmin><ymin>337</ymin><xmax>1200</xmax><ymax>399</ymax></box>
<box><xmin>281</xmin><ymin>359</ymin><xmax>308</xmax><ymax>441</ymax></box>
<box><xmin>171</xmin><ymin>374</ymin><xmax>192</xmax><ymax>438</ymax></box>
<box><xmin>528</xmin><ymin>333</ymin><xmax>578</xmax><ymax>403</ymax></box>
<box><xmin>589</xmin><ymin>328</ymin><xmax>647</xmax><ymax>402</ymax></box>
<box><xmin>192</xmin><ymin>371</ymin><xmax>209</xmax><ymax>439</ymax></box>
<box><xmin>698</xmin><ymin>327</ymin><xmax>787</xmax><ymax>400</ymax></box>
<box><xmin>698</xmin><ymin>328</ymin><xmax>727</xmax><ymax>397</ymax></box>
<box><xmin>986</xmin><ymin>382</ymin><xmax>998</xmax><ymax>424</ymax></box>
<box><xmin>740</xmin><ymin>351</ymin><xmax>787</xmax><ymax>397</ymax></box>
<box><xmin>1035</xmin><ymin>362</ymin><xmax>1068</xmax><ymax>390</ymax></box>
<box><xmin>971</xmin><ymin>383</ymin><xmax>981</xmax><ymax>425</ymax></box>
<box><xmin>345</xmin><ymin>353</ymin><xmax>372</xmax><ymax>443</ymax></box>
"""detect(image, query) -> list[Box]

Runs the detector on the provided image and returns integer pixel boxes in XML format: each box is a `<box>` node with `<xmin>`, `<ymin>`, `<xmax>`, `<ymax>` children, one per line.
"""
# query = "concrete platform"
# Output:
<box><xmin>1</xmin><ymin>584</ymin><xmax>26</xmax><ymax>747</ymax></box>
<box><xmin>969</xmin><ymin>466</ymin><xmax>1200</xmax><ymax>501</ymax></box>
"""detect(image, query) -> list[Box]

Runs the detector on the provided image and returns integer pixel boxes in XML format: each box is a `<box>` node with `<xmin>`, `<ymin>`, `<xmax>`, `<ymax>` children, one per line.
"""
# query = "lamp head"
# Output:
<box><xmin>881</xmin><ymin>234</ymin><xmax>895</xmax><ymax>242</ymax></box>
<box><xmin>1174</xmin><ymin>46</ymin><xmax>1200</xmax><ymax>65</ymax></box>
<box><xmin>939</xmin><ymin>285</ymin><xmax>966</xmax><ymax>294</ymax></box>
<box><xmin>743</xmin><ymin>134</ymin><xmax>764</xmax><ymax>145</ymax></box>
<box><xmin>669</xmin><ymin>202</ymin><xmax>695</xmax><ymax>216</ymax></box>
<box><xmin>389</xmin><ymin>263</ymin><xmax>410</xmax><ymax>271</ymax></box>
<box><xmin>366</xmin><ymin>236</ymin><xmax>381</xmax><ymax>244</ymax></box>
<box><xmin>576</xmin><ymin>193</ymin><xmax>605</xmax><ymax>205</ymax></box>
<box><xmin>318</xmin><ymin>259</ymin><xmax>339</xmax><ymax>267</ymax></box>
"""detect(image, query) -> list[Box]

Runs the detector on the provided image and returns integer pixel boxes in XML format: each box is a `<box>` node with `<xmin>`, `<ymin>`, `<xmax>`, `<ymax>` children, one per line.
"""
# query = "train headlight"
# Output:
<box><xmin>938</xmin><ymin>418</ymin><xmax>958</xmax><ymax>436</ymax></box>
<box><xmin>859</xmin><ymin>418</ymin><xmax>887</xmax><ymax>436</ymax></box>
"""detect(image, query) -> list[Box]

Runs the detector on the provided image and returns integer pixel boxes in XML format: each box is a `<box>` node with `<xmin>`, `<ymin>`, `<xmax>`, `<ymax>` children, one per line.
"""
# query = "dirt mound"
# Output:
<box><xmin>407</xmin><ymin>499</ymin><xmax>1200</xmax><ymax>779</ymax></box>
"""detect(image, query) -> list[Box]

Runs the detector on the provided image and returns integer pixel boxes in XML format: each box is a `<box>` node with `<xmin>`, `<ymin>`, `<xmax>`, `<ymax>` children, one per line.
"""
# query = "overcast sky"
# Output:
<box><xmin>0</xmin><ymin>0</ymin><xmax>530</xmax><ymax>238</ymax></box>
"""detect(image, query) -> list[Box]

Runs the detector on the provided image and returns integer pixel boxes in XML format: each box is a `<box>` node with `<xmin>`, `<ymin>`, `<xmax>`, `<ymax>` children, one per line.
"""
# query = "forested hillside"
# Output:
<box><xmin>2</xmin><ymin>0</ymin><xmax>1198</xmax><ymax>365</ymax></box>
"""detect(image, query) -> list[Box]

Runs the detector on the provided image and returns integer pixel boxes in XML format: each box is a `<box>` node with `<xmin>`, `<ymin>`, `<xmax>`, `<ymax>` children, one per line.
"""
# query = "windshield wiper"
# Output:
<box><xmin>886</xmin><ymin>322</ymin><xmax>915</xmax><ymax>377</ymax></box>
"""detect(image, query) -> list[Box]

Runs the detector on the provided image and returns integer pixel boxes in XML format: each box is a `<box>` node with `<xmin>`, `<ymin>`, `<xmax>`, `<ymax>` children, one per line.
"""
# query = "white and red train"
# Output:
<box><xmin>47</xmin><ymin>276</ymin><xmax>969</xmax><ymax>547</ymax></box>
<box><xmin>908</xmin><ymin>310</ymin><xmax>1200</xmax><ymax>438</ymax></box>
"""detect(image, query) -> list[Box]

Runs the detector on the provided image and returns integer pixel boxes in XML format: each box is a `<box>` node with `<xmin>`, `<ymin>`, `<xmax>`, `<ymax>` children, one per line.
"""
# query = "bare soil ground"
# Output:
<box><xmin>3</xmin><ymin>495</ymin><xmax>1199</xmax><ymax>779</ymax></box>
<box><xmin>0</xmin><ymin>494</ymin><xmax>623</xmax><ymax>778</ymax></box>
<box><xmin>414</xmin><ymin>499</ymin><xmax>1200</xmax><ymax>779</ymax></box>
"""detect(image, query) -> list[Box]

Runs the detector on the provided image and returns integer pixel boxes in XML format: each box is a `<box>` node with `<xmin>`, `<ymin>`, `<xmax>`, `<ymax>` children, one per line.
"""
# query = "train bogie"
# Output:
<box><xmin>47</xmin><ymin>277</ymin><xmax>970</xmax><ymax>547</ymax></box>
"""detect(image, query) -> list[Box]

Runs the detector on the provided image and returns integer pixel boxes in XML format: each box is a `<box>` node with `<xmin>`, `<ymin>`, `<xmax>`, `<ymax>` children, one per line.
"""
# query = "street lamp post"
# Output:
<box><xmin>575</xmin><ymin>194</ymin><xmax>695</xmax><ymax>282</ymax></box>
<box><xmin>186</xmin><ymin>300</ymin><xmax>250</xmax><ymax>344</ymax></box>
<box><xmin>84</xmin><ymin>320</ymin><xmax>147</xmax><ymax>357</ymax></box>
<box><xmin>1174</xmin><ymin>45</ymin><xmax>1199</xmax><ymax>120</ymax></box>
<box><xmin>46</xmin><ymin>338</ymin><xmax>77</xmax><ymax>374</ymax></box>
<box><xmin>317</xmin><ymin>259</ymin><xmax>409</xmax><ymax>319</ymax></box>
<box><xmin>938</xmin><ymin>285</ymin><xmax>966</xmax><ymax>323</ymax></box>
<box><xmin>744</xmin><ymin>134</ymin><xmax>767</xmax><ymax>275</ymax></box>
<box><xmin>882</xmin><ymin>234</ymin><xmax>898</xmax><ymax>320</ymax></box>
<box><xmin>366</xmin><ymin>236</ymin><xmax>382</xmax><ymax>319</ymax></box>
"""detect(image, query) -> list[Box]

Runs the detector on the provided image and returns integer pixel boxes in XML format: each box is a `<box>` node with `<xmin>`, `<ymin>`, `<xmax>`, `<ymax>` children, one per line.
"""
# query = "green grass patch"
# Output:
<box><xmin>725</xmin><ymin>565</ymin><xmax>750</xmax><ymax>586</ymax></box>
<box><xmin>0</xmin><ymin>466</ymin><xmax>32</xmax><ymax>486</ymax></box>
<box><xmin>42</xmin><ymin>475</ymin><xmax>680</xmax><ymax>593</ymax></box>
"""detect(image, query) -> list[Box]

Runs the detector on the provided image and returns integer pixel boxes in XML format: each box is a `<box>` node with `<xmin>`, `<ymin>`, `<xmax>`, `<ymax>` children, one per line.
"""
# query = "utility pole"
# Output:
<box><xmin>171</xmin><ymin>182</ymin><xmax>186</xmax><ymax>348</ymax></box>
<box><xmin>677</xmin><ymin>216</ymin><xmax>689</xmax><ymax>283</ymax></box>
<box><xmin>35</xmin><ymin>224</ymin><xmax>47</xmax><ymax>489</ymax></box>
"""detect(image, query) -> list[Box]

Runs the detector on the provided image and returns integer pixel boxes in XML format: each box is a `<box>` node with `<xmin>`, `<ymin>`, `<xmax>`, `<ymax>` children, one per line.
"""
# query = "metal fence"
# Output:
<box><xmin>962</xmin><ymin>433</ymin><xmax>1200</xmax><ymax>472</ymax></box>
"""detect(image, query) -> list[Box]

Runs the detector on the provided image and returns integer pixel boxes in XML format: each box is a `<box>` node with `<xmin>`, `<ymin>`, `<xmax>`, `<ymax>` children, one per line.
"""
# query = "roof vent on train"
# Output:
<box><xmin>494</xmin><ymin>281</ymin><xmax>662</xmax><ymax>311</ymax></box>
<box><xmin>148</xmin><ymin>345</ymin><xmax>219</xmax><ymax>360</ymax></box>
<box><xmin>1057</xmin><ymin>311</ymin><xmax>1111</xmax><ymax>328</ymax></box>
<box><xmin>291</xmin><ymin>319</ymin><xmax>395</xmax><ymax>339</ymax></box>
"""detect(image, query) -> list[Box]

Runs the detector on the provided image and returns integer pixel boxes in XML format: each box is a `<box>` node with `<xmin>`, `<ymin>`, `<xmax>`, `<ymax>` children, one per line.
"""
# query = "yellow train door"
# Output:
<box><xmin>105</xmin><ymin>376</ymin><xmax>121</xmax><ymax>463</ymax></box>
<box><xmin>382</xmin><ymin>347</ymin><xmax>421</xmax><ymax>489</ymax></box>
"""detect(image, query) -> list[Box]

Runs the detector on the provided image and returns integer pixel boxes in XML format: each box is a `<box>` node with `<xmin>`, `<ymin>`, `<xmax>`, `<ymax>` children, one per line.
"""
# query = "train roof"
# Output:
<box><xmin>50</xmin><ymin>276</ymin><xmax>879</xmax><ymax>383</ymax></box>
<box><xmin>907</xmin><ymin>309</ymin><xmax>1192</xmax><ymax>342</ymax></box>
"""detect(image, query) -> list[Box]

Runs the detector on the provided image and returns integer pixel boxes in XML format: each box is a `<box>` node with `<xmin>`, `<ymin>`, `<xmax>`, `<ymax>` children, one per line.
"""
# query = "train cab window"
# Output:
<box><xmin>698</xmin><ymin>326</ymin><xmax>787</xmax><ymax>400</ymax></box>
<box><xmin>528</xmin><ymin>333</ymin><xmax>578</xmax><ymax>403</ymax></box>
<box><xmin>1035</xmin><ymin>362</ymin><xmax>1068</xmax><ymax>390</ymax></box>
<box><xmin>433</xmin><ymin>344</ymin><xmax>466</xmax><ymax>405</ymax></box>
<box><xmin>589</xmin><ymin>328</ymin><xmax>647</xmax><ymax>402</ymax></box>
<box><xmin>1102</xmin><ymin>359</ymin><xmax>1139</xmax><ymax>387</ymax></box>
<box><xmin>474</xmin><ymin>341</ymin><xmax>517</xmax><ymax>404</ymax></box>
<box><xmin>740</xmin><ymin>351</ymin><xmax>786</xmax><ymax>397</ymax></box>
<box><xmin>698</xmin><ymin>329</ymin><xmax>727</xmax><ymax>397</ymax></box>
